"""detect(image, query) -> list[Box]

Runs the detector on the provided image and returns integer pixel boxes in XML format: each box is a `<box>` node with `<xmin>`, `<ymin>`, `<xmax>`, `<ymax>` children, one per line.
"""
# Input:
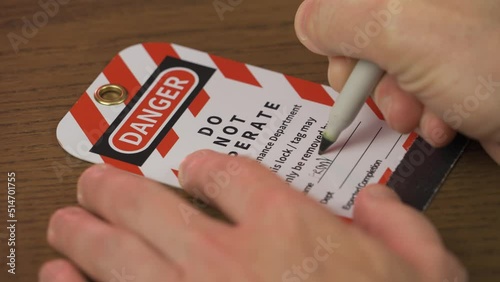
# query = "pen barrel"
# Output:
<box><xmin>324</xmin><ymin>60</ymin><xmax>384</xmax><ymax>140</ymax></box>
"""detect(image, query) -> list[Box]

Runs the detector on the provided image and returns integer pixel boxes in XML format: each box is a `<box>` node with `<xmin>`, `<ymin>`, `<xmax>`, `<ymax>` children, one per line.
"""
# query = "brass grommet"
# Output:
<box><xmin>94</xmin><ymin>84</ymin><xmax>128</xmax><ymax>106</ymax></box>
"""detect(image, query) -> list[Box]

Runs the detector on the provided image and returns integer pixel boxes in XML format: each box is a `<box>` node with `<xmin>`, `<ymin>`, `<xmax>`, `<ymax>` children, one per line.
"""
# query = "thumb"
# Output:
<box><xmin>295</xmin><ymin>0</ymin><xmax>500</xmax><ymax>145</ymax></box>
<box><xmin>294</xmin><ymin>0</ymin><xmax>408</xmax><ymax>67</ymax></box>
<box><xmin>353</xmin><ymin>184</ymin><xmax>467</xmax><ymax>282</ymax></box>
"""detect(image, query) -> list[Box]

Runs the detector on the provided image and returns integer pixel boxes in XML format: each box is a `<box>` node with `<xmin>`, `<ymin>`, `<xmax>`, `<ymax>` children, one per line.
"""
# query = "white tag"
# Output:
<box><xmin>57</xmin><ymin>42</ymin><xmax>447</xmax><ymax>218</ymax></box>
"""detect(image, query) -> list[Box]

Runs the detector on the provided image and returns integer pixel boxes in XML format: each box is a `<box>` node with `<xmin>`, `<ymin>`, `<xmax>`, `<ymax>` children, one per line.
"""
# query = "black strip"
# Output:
<box><xmin>387</xmin><ymin>134</ymin><xmax>469</xmax><ymax>210</ymax></box>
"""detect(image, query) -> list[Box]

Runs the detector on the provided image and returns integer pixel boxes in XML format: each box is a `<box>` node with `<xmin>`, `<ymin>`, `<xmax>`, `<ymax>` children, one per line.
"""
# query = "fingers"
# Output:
<box><xmin>295</xmin><ymin>0</ymin><xmax>403</xmax><ymax>63</ymax></box>
<box><xmin>178</xmin><ymin>150</ymin><xmax>302</xmax><ymax>224</ymax></box>
<box><xmin>353</xmin><ymin>185</ymin><xmax>468</xmax><ymax>281</ymax></box>
<box><xmin>328</xmin><ymin>54</ymin><xmax>455</xmax><ymax>147</ymax></box>
<box><xmin>418</xmin><ymin>109</ymin><xmax>456</xmax><ymax>147</ymax></box>
<box><xmin>39</xmin><ymin>259</ymin><xmax>87</xmax><ymax>282</ymax></box>
<box><xmin>353</xmin><ymin>185</ymin><xmax>442</xmax><ymax>246</ymax></box>
<box><xmin>480</xmin><ymin>140</ymin><xmax>500</xmax><ymax>165</ymax></box>
<box><xmin>178</xmin><ymin>151</ymin><xmax>420</xmax><ymax>280</ymax></box>
<box><xmin>77</xmin><ymin>164</ymin><xmax>233</xmax><ymax>264</ymax></box>
<box><xmin>327</xmin><ymin>56</ymin><xmax>356</xmax><ymax>91</ymax></box>
<box><xmin>47</xmin><ymin>207</ymin><xmax>179</xmax><ymax>282</ymax></box>
<box><xmin>328</xmin><ymin>57</ymin><xmax>423</xmax><ymax>134</ymax></box>
<box><xmin>374</xmin><ymin>74</ymin><xmax>423</xmax><ymax>133</ymax></box>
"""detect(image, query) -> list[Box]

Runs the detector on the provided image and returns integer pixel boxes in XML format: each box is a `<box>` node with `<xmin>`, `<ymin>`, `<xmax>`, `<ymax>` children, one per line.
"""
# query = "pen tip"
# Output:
<box><xmin>319</xmin><ymin>138</ymin><xmax>334</xmax><ymax>155</ymax></box>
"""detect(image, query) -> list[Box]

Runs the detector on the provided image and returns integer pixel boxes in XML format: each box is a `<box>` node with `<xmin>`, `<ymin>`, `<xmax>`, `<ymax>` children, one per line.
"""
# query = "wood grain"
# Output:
<box><xmin>0</xmin><ymin>0</ymin><xmax>498</xmax><ymax>281</ymax></box>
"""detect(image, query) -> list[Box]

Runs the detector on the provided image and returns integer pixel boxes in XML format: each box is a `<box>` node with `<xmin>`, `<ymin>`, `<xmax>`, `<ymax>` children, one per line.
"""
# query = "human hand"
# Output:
<box><xmin>40</xmin><ymin>150</ymin><xmax>466</xmax><ymax>282</ymax></box>
<box><xmin>295</xmin><ymin>0</ymin><xmax>500</xmax><ymax>163</ymax></box>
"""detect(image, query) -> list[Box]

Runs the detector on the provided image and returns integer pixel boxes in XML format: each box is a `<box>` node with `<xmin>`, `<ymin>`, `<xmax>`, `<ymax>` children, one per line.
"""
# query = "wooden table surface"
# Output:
<box><xmin>1</xmin><ymin>0</ymin><xmax>499</xmax><ymax>281</ymax></box>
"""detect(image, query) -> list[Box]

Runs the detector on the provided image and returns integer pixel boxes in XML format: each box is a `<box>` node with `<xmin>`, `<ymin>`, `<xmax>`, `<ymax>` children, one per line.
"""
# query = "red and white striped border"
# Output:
<box><xmin>64</xmin><ymin>42</ymin><xmax>407</xmax><ymax>181</ymax></box>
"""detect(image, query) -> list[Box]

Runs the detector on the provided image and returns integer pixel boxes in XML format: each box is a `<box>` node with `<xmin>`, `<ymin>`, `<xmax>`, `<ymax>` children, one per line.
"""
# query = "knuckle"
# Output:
<box><xmin>107</xmin><ymin>184</ymin><xmax>148</xmax><ymax>222</ymax></box>
<box><xmin>185</xmin><ymin>228</ymin><xmax>224</xmax><ymax>255</ymax></box>
<box><xmin>162</xmin><ymin>265</ymin><xmax>185</xmax><ymax>282</ymax></box>
<box><xmin>85</xmin><ymin>227</ymin><xmax>124</xmax><ymax>258</ymax></box>
<box><xmin>264</xmin><ymin>188</ymin><xmax>292</xmax><ymax>209</ymax></box>
<box><xmin>254</xmin><ymin>189</ymin><xmax>302</xmax><ymax>231</ymax></box>
<box><xmin>186</xmin><ymin>228</ymin><xmax>210</xmax><ymax>246</ymax></box>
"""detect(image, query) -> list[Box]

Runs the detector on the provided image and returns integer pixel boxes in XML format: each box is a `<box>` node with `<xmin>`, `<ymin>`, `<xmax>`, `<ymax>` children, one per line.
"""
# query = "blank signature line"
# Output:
<box><xmin>339</xmin><ymin>127</ymin><xmax>383</xmax><ymax>189</ymax></box>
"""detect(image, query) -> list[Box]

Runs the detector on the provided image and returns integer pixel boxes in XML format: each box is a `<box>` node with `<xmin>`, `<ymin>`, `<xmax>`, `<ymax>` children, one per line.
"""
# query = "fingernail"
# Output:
<box><xmin>295</xmin><ymin>1</ymin><xmax>309</xmax><ymax>41</ymax></box>
<box><xmin>79</xmin><ymin>164</ymin><xmax>109</xmax><ymax>185</ymax></box>
<box><xmin>46</xmin><ymin>225</ymin><xmax>55</xmax><ymax>244</ymax></box>
<box><xmin>77</xmin><ymin>189</ymin><xmax>84</xmax><ymax>205</ymax></box>
<box><xmin>430</xmin><ymin>127</ymin><xmax>448</xmax><ymax>146</ymax></box>
<box><xmin>295</xmin><ymin>1</ymin><xmax>324</xmax><ymax>54</ymax></box>
<box><xmin>39</xmin><ymin>272</ymin><xmax>50</xmax><ymax>282</ymax></box>
<box><xmin>77</xmin><ymin>164</ymin><xmax>109</xmax><ymax>203</ymax></box>
<box><xmin>39</xmin><ymin>264</ymin><xmax>55</xmax><ymax>282</ymax></box>
<box><xmin>178</xmin><ymin>150</ymin><xmax>211</xmax><ymax>186</ymax></box>
<box><xmin>39</xmin><ymin>260</ymin><xmax>68</xmax><ymax>282</ymax></box>
<box><xmin>366</xmin><ymin>185</ymin><xmax>400</xmax><ymax>201</ymax></box>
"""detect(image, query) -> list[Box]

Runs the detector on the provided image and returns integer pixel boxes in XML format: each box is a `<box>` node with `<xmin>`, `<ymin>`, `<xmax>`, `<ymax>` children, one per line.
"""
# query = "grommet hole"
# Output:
<box><xmin>94</xmin><ymin>84</ymin><xmax>128</xmax><ymax>106</ymax></box>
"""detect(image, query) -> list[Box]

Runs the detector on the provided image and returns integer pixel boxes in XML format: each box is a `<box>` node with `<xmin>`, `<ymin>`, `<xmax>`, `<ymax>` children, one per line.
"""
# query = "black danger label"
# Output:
<box><xmin>91</xmin><ymin>56</ymin><xmax>215</xmax><ymax>166</ymax></box>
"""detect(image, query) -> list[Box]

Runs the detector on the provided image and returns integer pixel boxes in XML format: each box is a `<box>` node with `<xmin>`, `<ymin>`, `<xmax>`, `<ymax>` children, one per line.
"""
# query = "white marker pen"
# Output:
<box><xmin>319</xmin><ymin>60</ymin><xmax>384</xmax><ymax>154</ymax></box>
